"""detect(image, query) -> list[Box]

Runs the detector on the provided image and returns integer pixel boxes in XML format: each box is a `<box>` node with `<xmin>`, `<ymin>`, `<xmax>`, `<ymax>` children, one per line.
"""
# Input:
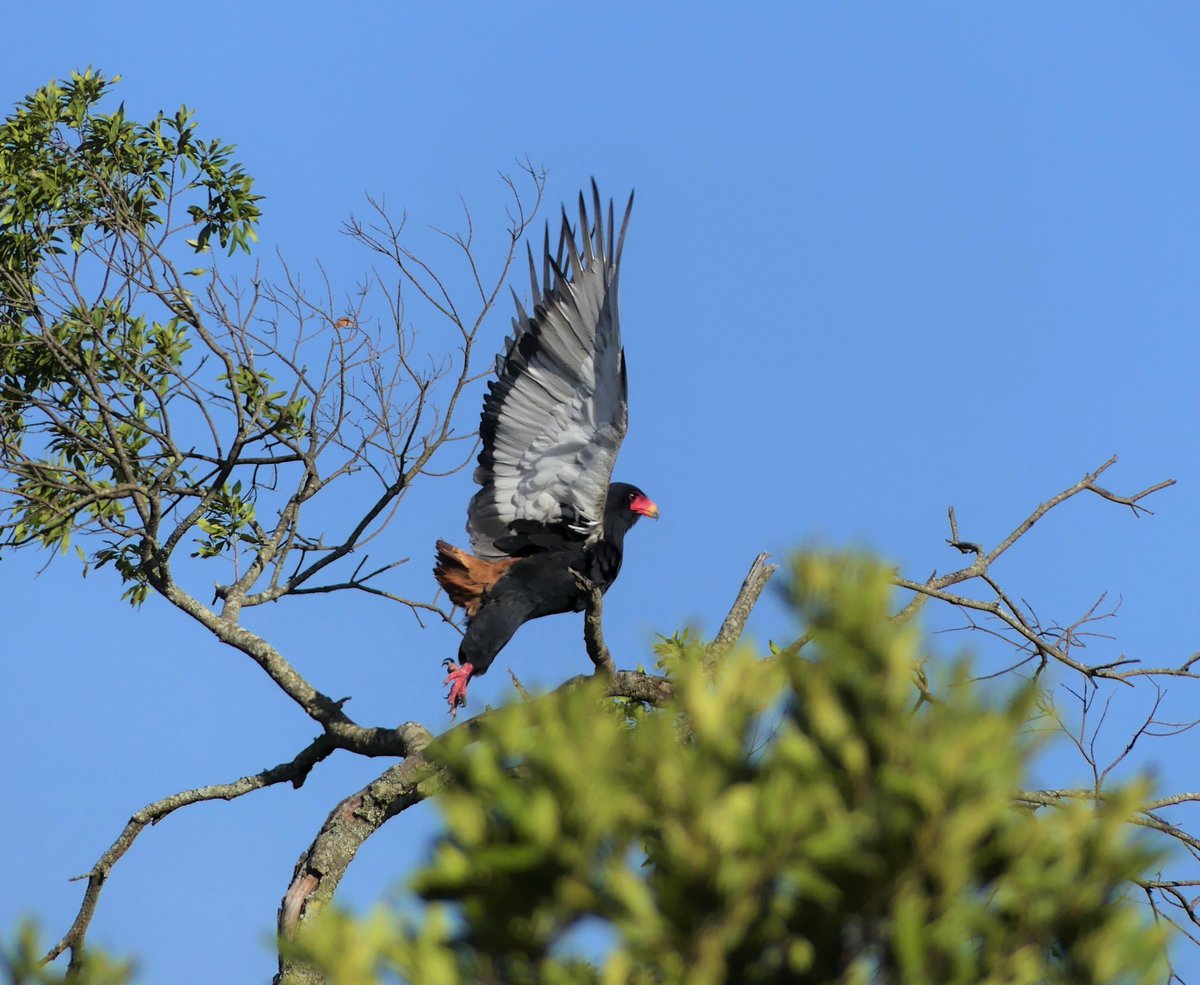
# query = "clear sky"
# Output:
<box><xmin>3</xmin><ymin>3</ymin><xmax>1198</xmax><ymax>982</ymax></box>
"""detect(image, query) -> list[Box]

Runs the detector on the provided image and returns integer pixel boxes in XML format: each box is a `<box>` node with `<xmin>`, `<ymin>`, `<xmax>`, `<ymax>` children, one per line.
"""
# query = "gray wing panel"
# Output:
<box><xmin>467</xmin><ymin>183</ymin><xmax>633</xmax><ymax>558</ymax></box>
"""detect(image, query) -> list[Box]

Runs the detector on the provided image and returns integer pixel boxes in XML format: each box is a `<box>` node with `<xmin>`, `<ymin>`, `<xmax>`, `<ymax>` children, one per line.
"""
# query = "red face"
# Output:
<box><xmin>628</xmin><ymin>490</ymin><xmax>659</xmax><ymax>519</ymax></box>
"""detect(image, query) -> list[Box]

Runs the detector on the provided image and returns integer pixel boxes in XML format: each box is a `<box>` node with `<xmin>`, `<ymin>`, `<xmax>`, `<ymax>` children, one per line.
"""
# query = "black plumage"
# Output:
<box><xmin>434</xmin><ymin>184</ymin><xmax>657</xmax><ymax>713</ymax></box>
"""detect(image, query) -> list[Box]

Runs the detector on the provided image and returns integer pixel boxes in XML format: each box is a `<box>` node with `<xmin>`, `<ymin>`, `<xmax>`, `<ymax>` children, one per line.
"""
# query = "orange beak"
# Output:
<box><xmin>630</xmin><ymin>493</ymin><xmax>659</xmax><ymax>519</ymax></box>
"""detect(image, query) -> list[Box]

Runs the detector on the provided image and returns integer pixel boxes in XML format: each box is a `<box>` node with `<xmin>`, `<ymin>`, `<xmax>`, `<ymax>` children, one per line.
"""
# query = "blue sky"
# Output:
<box><xmin>3</xmin><ymin>3</ymin><xmax>1198</xmax><ymax>981</ymax></box>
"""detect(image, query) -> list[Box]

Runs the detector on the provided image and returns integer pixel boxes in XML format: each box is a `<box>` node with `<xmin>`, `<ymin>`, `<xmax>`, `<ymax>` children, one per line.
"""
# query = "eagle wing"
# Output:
<box><xmin>466</xmin><ymin>183</ymin><xmax>633</xmax><ymax>559</ymax></box>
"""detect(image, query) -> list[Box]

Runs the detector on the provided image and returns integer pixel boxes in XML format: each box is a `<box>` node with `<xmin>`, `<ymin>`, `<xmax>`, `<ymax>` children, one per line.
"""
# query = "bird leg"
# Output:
<box><xmin>442</xmin><ymin>658</ymin><xmax>475</xmax><ymax>717</ymax></box>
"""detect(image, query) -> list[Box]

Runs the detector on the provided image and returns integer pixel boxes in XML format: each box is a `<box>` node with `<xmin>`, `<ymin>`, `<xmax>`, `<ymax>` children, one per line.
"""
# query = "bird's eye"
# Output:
<box><xmin>629</xmin><ymin>492</ymin><xmax>636</xmax><ymax>502</ymax></box>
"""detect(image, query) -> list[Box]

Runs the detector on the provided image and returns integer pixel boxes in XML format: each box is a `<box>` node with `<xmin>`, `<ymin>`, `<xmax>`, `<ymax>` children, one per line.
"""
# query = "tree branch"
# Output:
<box><xmin>895</xmin><ymin>458</ymin><xmax>1179</xmax><ymax>683</ymax></box>
<box><xmin>275</xmin><ymin>743</ymin><xmax>437</xmax><ymax>985</ymax></box>
<box><xmin>710</xmin><ymin>552</ymin><xmax>778</xmax><ymax>660</ymax></box>
<box><xmin>580</xmin><ymin>581</ymin><xmax>615</xmax><ymax>678</ymax></box>
<box><xmin>272</xmin><ymin>665</ymin><xmax>683</xmax><ymax>985</ymax></box>
<box><xmin>45</xmin><ymin>735</ymin><xmax>339</xmax><ymax>972</ymax></box>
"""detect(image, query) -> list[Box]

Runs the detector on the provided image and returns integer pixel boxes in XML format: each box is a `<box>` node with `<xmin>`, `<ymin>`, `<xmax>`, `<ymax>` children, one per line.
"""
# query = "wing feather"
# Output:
<box><xmin>467</xmin><ymin>182</ymin><xmax>634</xmax><ymax>558</ymax></box>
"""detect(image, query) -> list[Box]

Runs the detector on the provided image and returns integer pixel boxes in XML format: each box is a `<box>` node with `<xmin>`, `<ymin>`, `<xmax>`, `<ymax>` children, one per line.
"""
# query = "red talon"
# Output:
<box><xmin>443</xmin><ymin>659</ymin><xmax>475</xmax><ymax>716</ymax></box>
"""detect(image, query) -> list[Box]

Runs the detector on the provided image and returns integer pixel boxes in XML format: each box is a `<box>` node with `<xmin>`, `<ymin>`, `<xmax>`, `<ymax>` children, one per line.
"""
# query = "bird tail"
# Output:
<box><xmin>433</xmin><ymin>540</ymin><xmax>515</xmax><ymax>617</ymax></box>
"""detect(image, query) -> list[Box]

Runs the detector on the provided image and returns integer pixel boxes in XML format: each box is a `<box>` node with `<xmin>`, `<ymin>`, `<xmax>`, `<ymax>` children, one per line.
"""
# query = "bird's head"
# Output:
<box><xmin>628</xmin><ymin>488</ymin><xmax>659</xmax><ymax>520</ymax></box>
<box><xmin>610</xmin><ymin>482</ymin><xmax>659</xmax><ymax>522</ymax></box>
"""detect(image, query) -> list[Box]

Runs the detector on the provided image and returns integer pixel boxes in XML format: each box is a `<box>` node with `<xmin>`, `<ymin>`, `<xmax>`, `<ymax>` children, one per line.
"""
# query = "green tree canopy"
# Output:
<box><xmin>289</xmin><ymin>555</ymin><xmax>1167</xmax><ymax>985</ymax></box>
<box><xmin>0</xmin><ymin>68</ymin><xmax>266</xmax><ymax>600</ymax></box>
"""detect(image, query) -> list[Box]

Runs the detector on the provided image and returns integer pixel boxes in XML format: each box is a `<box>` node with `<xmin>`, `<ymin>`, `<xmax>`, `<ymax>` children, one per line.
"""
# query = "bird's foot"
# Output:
<box><xmin>442</xmin><ymin>658</ymin><xmax>475</xmax><ymax>718</ymax></box>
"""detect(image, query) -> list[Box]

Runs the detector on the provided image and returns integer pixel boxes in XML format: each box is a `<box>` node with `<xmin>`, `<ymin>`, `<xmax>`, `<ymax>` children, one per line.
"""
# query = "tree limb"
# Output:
<box><xmin>580</xmin><ymin>581</ymin><xmax>616</xmax><ymax>678</ymax></box>
<box><xmin>895</xmin><ymin>458</ymin><xmax>1180</xmax><ymax>683</ymax></box>
<box><xmin>710</xmin><ymin>552</ymin><xmax>778</xmax><ymax>660</ymax></box>
<box><xmin>45</xmin><ymin>735</ymin><xmax>339</xmax><ymax>971</ymax></box>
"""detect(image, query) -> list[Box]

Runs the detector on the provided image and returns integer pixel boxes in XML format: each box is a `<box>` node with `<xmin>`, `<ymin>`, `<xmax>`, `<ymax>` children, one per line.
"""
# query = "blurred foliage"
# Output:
<box><xmin>2</xmin><ymin>923</ymin><xmax>130</xmax><ymax>985</ymax></box>
<box><xmin>289</xmin><ymin>554</ymin><xmax>1168</xmax><ymax>985</ymax></box>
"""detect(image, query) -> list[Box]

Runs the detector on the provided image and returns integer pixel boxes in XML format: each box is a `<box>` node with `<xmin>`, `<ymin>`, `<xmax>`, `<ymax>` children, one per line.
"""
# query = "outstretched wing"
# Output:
<box><xmin>466</xmin><ymin>183</ymin><xmax>633</xmax><ymax>559</ymax></box>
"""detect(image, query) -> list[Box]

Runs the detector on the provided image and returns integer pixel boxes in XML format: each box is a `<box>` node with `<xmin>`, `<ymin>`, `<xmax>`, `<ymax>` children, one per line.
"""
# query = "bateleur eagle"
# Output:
<box><xmin>434</xmin><ymin>183</ymin><xmax>657</xmax><ymax>714</ymax></box>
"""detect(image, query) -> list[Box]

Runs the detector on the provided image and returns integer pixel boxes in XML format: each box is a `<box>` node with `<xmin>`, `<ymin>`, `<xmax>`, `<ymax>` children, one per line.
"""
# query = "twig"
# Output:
<box><xmin>578</xmin><ymin>578</ymin><xmax>616</xmax><ymax>678</ymax></box>
<box><xmin>508</xmin><ymin>667</ymin><xmax>531</xmax><ymax>701</ymax></box>
<box><xmin>710</xmin><ymin>553</ymin><xmax>778</xmax><ymax>660</ymax></box>
<box><xmin>46</xmin><ymin>735</ymin><xmax>339</xmax><ymax>970</ymax></box>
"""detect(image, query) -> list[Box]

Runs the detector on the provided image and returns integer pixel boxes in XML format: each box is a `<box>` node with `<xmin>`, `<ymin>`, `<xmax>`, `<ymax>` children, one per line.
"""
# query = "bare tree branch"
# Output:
<box><xmin>710</xmin><ymin>553</ymin><xmax>779</xmax><ymax>660</ymax></box>
<box><xmin>895</xmin><ymin>458</ymin><xmax>1180</xmax><ymax>684</ymax></box>
<box><xmin>45</xmin><ymin>735</ymin><xmax>339</xmax><ymax>971</ymax></box>
<box><xmin>574</xmin><ymin>573</ymin><xmax>616</xmax><ymax>678</ymax></box>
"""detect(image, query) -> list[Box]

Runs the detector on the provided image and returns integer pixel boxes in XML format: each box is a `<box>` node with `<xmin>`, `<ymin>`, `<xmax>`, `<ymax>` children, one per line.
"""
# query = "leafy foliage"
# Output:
<box><xmin>291</xmin><ymin>555</ymin><xmax>1168</xmax><ymax>985</ymax></box>
<box><xmin>0</xmin><ymin>71</ymin><xmax>312</xmax><ymax>597</ymax></box>
<box><xmin>0</xmin><ymin>67</ymin><xmax>259</xmax><ymax>288</ymax></box>
<box><xmin>2</xmin><ymin>923</ymin><xmax>130</xmax><ymax>985</ymax></box>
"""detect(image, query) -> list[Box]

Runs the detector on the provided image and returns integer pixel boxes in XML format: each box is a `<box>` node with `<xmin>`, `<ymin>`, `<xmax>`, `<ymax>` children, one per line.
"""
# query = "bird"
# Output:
<box><xmin>434</xmin><ymin>182</ymin><xmax>658</xmax><ymax>714</ymax></box>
